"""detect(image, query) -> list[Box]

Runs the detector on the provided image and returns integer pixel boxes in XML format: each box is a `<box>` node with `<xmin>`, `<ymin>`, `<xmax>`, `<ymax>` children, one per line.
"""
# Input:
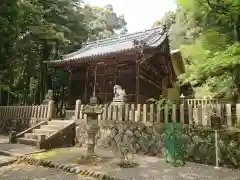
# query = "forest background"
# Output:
<box><xmin>1</xmin><ymin>0</ymin><xmax>240</xmax><ymax>105</ymax></box>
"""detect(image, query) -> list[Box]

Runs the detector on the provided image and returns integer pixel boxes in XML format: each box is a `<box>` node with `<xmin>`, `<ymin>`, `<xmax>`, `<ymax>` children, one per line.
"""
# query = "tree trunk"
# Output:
<box><xmin>39</xmin><ymin>40</ymin><xmax>52</xmax><ymax>103</ymax></box>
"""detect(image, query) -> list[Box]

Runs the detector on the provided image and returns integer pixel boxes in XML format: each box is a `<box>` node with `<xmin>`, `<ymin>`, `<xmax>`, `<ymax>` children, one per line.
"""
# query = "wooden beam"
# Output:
<box><xmin>140</xmin><ymin>60</ymin><xmax>165</xmax><ymax>79</ymax></box>
<box><xmin>139</xmin><ymin>68</ymin><xmax>162</xmax><ymax>85</ymax></box>
<box><xmin>139</xmin><ymin>75</ymin><xmax>161</xmax><ymax>89</ymax></box>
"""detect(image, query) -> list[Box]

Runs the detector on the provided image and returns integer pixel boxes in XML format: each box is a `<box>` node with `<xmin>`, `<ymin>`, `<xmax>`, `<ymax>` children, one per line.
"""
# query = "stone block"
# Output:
<box><xmin>9</xmin><ymin>131</ymin><xmax>17</xmax><ymax>143</ymax></box>
<box><xmin>37</xmin><ymin>134</ymin><xmax>46</xmax><ymax>149</ymax></box>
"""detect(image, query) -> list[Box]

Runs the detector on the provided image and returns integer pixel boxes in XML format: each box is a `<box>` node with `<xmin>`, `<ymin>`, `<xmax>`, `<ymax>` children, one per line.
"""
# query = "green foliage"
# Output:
<box><xmin>0</xmin><ymin>0</ymin><xmax>128</xmax><ymax>105</ymax></box>
<box><xmin>154</xmin><ymin>0</ymin><xmax>240</xmax><ymax>100</ymax></box>
<box><xmin>84</xmin><ymin>4</ymin><xmax>127</xmax><ymax>41</ymax></box>
<box><xmin>200</xmin><ymin>44</ymin><xmax>240</xmax><ymax>78</ymax></box>
<box><xmin>147</xmin><ymin>95</ymin><xmax>173</xmax><ymax>109</ymax></box>
<box><xmin>183</xmin><ymin>127</ymin><xmax>240</xmax><ymax>168</ymax></box>
<box><xmin>152</xmin><ymin>11</ymin><xmax>176</xmax><ymax>30</ymax></box>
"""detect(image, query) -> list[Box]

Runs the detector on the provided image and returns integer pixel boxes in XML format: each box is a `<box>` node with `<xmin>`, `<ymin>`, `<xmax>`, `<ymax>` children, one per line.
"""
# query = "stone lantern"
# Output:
<box><xmin>82</xmin><ymin>96</ymin><xmax>103</xmax><ymax>156</ymax></box>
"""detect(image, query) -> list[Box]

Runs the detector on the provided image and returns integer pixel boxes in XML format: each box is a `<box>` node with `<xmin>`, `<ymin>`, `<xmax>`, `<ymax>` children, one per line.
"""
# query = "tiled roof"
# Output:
<box><xmin>47</xmin><ymin>26</ymin><xmax>167</xmax><ymax>65</ymax></box>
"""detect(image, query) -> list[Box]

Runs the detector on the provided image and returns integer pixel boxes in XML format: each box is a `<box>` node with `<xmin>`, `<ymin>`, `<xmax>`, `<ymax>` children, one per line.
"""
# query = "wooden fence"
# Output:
<box><xmin>75</xmin><ymin>100</ymin><xmax>240</xmax><ymax>127</ymax></box>
<box><xmin>183</xmin><ymin>99</ymin><xmax>220</xmax><ymax>108</ymax></box>
<box><xmin>0</xmin><ymin>100</ymin><xmax>55</xmax><ymax>120</ymax></box>
<box><xmin>0</xmin><ymin>98</ymin><xmax>239</xmax><ymax>127</ymax></box>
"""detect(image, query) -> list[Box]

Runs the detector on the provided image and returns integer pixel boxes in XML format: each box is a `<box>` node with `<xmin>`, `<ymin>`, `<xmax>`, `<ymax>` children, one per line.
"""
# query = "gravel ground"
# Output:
<box><xmin>37</xmin><ymin>148</ymin><xmax>240</xmax><ymax>180</ymax></box>
<box><xmin>0</xmin><ymin>163</ymin><xmax>96</xmax><ymax>180</ymax></box>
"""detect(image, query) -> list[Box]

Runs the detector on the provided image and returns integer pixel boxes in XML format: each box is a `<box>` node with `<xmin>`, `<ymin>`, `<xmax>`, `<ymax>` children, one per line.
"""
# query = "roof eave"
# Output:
<box><xmin>45</xmin><ymin>47</ymin><xmax>141</xmax><ymax>66</ymax></box>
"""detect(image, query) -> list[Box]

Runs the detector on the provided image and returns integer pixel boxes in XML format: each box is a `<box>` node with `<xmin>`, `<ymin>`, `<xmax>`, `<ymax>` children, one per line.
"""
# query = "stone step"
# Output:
<box><xmin>48</xmin><ymin>120</ymin><xmax>74</xmax><ymax>126</ymax></box>
<box><xmin>24</xmin><ymin>133</ymin><xmax>40</xmax><ymax>140</ymax></box>
<box><xmin>33</xmin><ymin>129</ymin><xmax>56</xmax><ymax>136</ymax></box>
<box><xmin>17</xmin><ymin>138</ymin><xmax>38</xmax><ymax>146</ymax></box>
<box><xmin>40</xmin><ymin>124</ymin><xmax>65</xmax><ymax>130</ymax></box>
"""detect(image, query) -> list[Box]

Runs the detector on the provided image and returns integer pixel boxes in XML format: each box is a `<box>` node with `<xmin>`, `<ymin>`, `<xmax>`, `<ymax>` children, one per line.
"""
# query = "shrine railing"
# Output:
<box><xmin>74</xmin><ymin>99</ymin><xmax>240</xmax><ymax>127</ymax></box>
<box><xmin>0</xmin><ymin>100</ymin><xmax>55</xmax><ymax>120</ymax></box>
<box><xmin>183</xmin><ymin>99</ymin><xmax>220</xmax><ymax>108</ymax></box>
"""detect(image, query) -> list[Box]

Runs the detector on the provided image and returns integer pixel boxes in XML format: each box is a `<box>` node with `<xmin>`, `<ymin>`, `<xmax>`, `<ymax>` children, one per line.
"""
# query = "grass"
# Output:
<box><xmin>30</xmin><ymin>147</ymin><xmax>72</xmax><ymax>160</ymax></box>
<box><xmin>30</xmin><ymin>147</ymin><xmax>113</xmax><ymax>166</ymax></box>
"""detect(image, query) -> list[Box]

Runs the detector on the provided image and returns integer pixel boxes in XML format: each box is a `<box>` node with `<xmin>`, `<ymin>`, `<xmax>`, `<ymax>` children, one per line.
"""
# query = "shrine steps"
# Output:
<box><xmin>16</xmin><ymin>120</ymin><xmax>76</xmax><ymax>149</ymax></box>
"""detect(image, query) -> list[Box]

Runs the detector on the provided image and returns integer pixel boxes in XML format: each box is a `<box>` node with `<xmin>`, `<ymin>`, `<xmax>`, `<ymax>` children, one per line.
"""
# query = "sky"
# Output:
<box><xmin>84</xmin><ymin>0</ymin><xmax>177</xmax><ymax>33</ymax></box>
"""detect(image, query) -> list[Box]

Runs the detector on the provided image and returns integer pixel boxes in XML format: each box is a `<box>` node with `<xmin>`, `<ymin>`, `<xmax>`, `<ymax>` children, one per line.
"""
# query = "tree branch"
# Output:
<box><xmin>206</xmin><ymin>0</ymin><xmax>228</xmax><ymax>15</ymax></box>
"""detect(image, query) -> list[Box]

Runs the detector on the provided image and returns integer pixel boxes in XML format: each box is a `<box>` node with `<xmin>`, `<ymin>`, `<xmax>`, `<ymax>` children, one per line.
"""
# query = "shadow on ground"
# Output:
<box><xmin>29</xmin><ymin>147</ymin><xmax>240</xmax><ymax>180</ymax></box>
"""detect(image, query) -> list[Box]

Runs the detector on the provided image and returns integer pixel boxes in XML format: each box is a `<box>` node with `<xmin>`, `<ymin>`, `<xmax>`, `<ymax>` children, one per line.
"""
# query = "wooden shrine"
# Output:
<box><xmin>46</xmin><ymin>27</ymin><xmax>177</xmax><ymax>106</ymax></box>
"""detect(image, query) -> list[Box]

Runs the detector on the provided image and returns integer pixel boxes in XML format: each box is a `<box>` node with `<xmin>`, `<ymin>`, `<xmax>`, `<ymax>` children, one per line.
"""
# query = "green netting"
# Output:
<box><xmin>163</xmin><ymin>122</ymin><xmax>187</xmax><ymax>166</ymax></box>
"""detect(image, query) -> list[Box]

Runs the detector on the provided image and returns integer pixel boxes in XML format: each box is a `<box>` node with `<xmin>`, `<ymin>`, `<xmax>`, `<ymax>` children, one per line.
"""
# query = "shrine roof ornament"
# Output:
<box><xmin>46</xmin><ymin>26</ymin><xmax>167</xmax><ymax>65</ymax></box>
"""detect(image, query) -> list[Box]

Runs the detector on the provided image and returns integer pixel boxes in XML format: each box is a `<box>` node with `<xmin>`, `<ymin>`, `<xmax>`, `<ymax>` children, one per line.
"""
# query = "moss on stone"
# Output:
<box><xmin>72</xmin><ymin>155</ymin><xmax>111</xmax><ymax>166</ymax></box>
<box><xmin>30</xmin><ymin>148</ymin><xmax>71</xmax><ymax>160</ymax></box>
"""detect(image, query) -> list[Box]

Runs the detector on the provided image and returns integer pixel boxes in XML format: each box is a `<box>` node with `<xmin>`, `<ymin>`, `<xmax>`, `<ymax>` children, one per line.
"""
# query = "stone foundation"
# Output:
<box><xmin>182</xmin><ymin>126</ymin><xmax>240</xmax><ymax>168</ymax></box>
<box><xmin>75</xmin><ymin>119</ymin><xmax>164</xmax><ymax>156</ymax></box>
<box><xmin>75</xmin><ymin>119</ymin><xmax>240</xmax><ymax>168</ymax></box>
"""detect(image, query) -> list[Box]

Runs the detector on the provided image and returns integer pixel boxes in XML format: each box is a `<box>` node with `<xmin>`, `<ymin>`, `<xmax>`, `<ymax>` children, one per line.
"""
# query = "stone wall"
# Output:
<box><xmin>0</xmin><ymin>118</ymin><xmax>40</xmax><ymax>135</ymax></box>
<box><xmin>75</xmin><ymin>119</ymin><xmax>164</xmax><ymax>156</ymax></box>
<box><xmin>75</xmin><ymin>119</ymin><xmax>240</xmax><ymax>168</ymax></box>
<box><xmin>182</xmin><ymin>126</ymin><xmax>240</xmax><ymax>168</ymax></box>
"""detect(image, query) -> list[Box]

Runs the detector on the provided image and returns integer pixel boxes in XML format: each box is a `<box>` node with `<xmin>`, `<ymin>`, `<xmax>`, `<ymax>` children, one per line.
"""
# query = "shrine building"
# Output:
<box><xmin>46</xmin><ymin>26</ymin><xmax>180</xmax><ymax>106</ymax></box>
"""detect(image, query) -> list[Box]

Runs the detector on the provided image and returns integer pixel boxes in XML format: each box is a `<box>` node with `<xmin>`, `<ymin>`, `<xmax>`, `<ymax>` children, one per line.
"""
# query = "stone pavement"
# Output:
<box><xmin>0</xmin><ymin>135</ymin><xmax>8</xmax><ymax>143</ymax></box>
<box><xmin>32</xmin><ymin>148</ymin><xmax>240</xmax><ymax>180</ymax></box>
<box><xmin>0</xmin><ymin>155</ymin><xmax>16</xmax><ymax>166</ymax></box>
<box><xmin>0</xmin><ymin>163</ymin><xmax>96</xmax><ymax>180</ymax></box>
<box><xmin>0</xmin><ymin>143</ymin><xmax>45</xmax><ymax>156</ymax></box>
<box><xmin>0</xmin><ymin>135</ymin><xmax>45</xmax><ymax>167</ymax></box>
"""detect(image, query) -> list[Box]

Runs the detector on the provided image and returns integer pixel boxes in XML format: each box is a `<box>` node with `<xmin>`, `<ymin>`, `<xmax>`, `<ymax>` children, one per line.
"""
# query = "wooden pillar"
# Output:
<box><xmin>7</xmin><ymin>91</ymin><xmax>10</xmax><ymax>105</ymax></box>
<box><xmin>113</xmin><ymin>65</ymin><xmax>117</xmax><ymax>85</ymax></box>
<box><xmin>104</xmin><ymin>68</ymin><xmax>108</xmax><ymax>102</ymax></box>
<box><xmin>83</xmin><ymin>68</ymin><xmax>88</xmax><ymax>103</ymax></box>
<box><xmin>68</xmin><ymin>69</ymin><xmax>72</xmax><ymax>107</ymax></box>
<box><xmin>162</xmin><ymin>76</ymin><xmax>168</xmax><ymax>97</ymax></box>
<box><xmin>136</xmin><ymin>59</ymin><xmax>140</xmax><ymax>104</ymax></box>
<box><xmin>0</xmin><ymin>89</ymin><xmax>1</xmax><ymax>105</ymax></box>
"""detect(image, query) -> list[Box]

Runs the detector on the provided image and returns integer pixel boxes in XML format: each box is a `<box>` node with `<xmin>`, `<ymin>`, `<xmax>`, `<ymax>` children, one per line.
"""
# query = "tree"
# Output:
<box><xmin>152</xmin><ymin>11</ymin><xmax>176</xmax><ymax>30</ymax></box>
<box><xmin>152</xmin><ymin>8</ymin><xmax>202</xmax><ymax>49</ymax></box>
<box><xmin>0</xmin><ymin>0</ymin><xmax>89</xmax><ymax>104</ymax></box>
<box><xmin>176</xmin><ymin>0</ymin><xmax>240</xmax><ymax>100</ymax></box>
<box><xmin>0</xmin><ymin>1</ymin><xmax>128</xmax><ymax>105</ymax></box>
<box><xmin>178</xmin><ymin>0</ymin><xmax>240</xmax><ymax>42</ymax></box>
<box><xmin>83</xmin><ymin>4</ymin><xmax>128</xmax><ymax>41</ymax></box>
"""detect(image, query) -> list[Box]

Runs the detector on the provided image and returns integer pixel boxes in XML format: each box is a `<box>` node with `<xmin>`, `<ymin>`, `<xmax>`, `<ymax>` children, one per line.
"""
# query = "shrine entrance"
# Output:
<box><xmin>88</xmin><ymin>65</ymin><xmax>115</xmax><ymax>104</ymax></box>
<box><xmin>47</xmin><ymin>27</ymin><xmax>176</xmax><ymax>106</ymax></box>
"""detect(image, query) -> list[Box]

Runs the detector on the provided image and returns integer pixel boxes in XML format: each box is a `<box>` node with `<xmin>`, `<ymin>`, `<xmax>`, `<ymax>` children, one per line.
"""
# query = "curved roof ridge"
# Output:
<box><xmin>85</xmin><ymin>26</ymin><xmax>163</xmax><ymax>47</ymax></box>
<box><xmin>58</xmin><ymin>26</ymin><xmax>167</xmax><ymax>61</ymax></box>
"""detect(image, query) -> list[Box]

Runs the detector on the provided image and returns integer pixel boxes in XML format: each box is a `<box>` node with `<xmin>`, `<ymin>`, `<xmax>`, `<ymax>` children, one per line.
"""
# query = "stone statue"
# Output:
<box><xmin>42</xmin><ymin>89</ymin><xmax>53</xmax><ymax>104</ymax></box>
<box><xmin>112</xmin><ymin>85</ymin><xmax>126</xmax><ymax>105</ymax></box>
<box><xmin>46</xmin><ymin>90</ymin><xmax>53</xmax><ymax>100</ymax></box>
<box><xmin>113</xmin><ymin>85</ymin><xmax>126</xmax><ymax>98</ymax></box>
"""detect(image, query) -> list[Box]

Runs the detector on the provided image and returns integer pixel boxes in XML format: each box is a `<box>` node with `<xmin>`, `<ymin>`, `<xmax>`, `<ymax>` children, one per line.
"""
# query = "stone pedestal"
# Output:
<box><xmin>86</xmin><ymin>126</ymin><xmax>100</xmax><ymax>156</ymax></box>
<box><xmin>111</xmin><ymin>97</ymin><xmax>126</xmax><ymax>106</ymax></box>
<box><xmin>111</xmin><ymin>101</ymin><xmax>125</xmax><ymax>106</ymax></box>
